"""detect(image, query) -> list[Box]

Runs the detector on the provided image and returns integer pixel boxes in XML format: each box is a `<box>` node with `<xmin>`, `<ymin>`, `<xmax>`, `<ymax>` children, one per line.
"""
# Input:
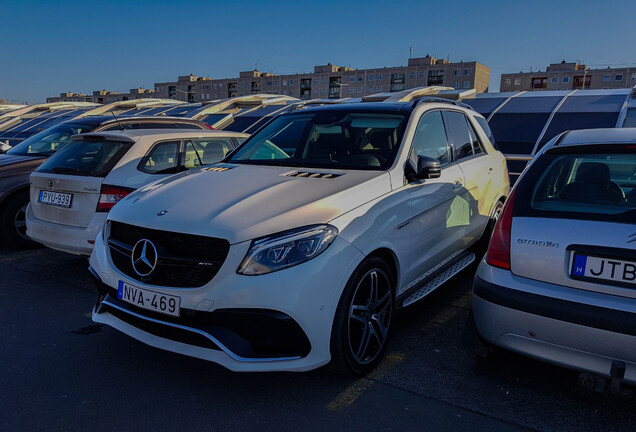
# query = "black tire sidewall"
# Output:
<box><xmin>330</xmin><ymin>256</ymin><xmax>395</xmax><ymax>376</ymax></box>
<box><xmin>1</xmin><ymin>191</ymin><xmax>37</xmax><ymax>249</ymax></box>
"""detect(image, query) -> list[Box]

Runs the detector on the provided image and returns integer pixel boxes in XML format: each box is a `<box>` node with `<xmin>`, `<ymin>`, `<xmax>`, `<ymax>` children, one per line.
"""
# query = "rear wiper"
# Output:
<box><xmin>51</xmin><ymin>166</ymin><xmax>94</xmax><ymax>176</ymax></box>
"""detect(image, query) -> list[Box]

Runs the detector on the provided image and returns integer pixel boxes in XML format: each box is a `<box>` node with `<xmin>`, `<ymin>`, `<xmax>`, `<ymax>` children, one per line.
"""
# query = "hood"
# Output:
<box><xmin>108</xmin><ymin>163</ymin><xmax>392</xmax><ymax>244</ymax></box>
<box><xmin>0</xmin><ymin>154</ymin><xmax>47</xmax><ymax>177</ymax></box>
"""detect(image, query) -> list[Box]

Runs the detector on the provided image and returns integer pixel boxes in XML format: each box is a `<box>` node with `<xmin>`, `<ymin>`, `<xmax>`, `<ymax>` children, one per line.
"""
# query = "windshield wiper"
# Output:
<box><xmin>51</xmin><ymin>166</ymin><xmax>94</xmax><ymax>176</ymax></box>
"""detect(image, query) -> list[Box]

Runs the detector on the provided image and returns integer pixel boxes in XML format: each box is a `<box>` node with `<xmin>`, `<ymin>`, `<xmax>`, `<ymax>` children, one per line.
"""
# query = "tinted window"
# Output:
<box><xmin>139</xmin><ymin>141</ymin><xmax>180</xmax><ymax>174</ymax></box>
<box><xmin>7</xmin><ymin>122</ymin><xmax>96</xmax><ymax>156</ymax></box>
<box><xmin>183</xmin><ymin>138</ymin><xmax>234</xmax><ymax>169</ymax></box>
<box><xmin>411</xmin><ymin>111</ymin><xmax>449</xmax><ymax>165</ymax></box>
<box><xmin>38</xmin><ymin>139</ymin><xmax>132</xmax><ymax>177</ymax></box>
<box><xmin>623</xmin><ymin>108</ymin><xmax>636</xmax><ymax>128</ymax></box>
<box><xmin>466</xmin><ymin>119</ymin><xmax>483</xmax><ymax>155</ymax></box>
<box><xmin>475</xmin><ymin>117</ymin><xmax>496</xmax><ymax>150</ymax></box>
<box><xmin>515</xmin><ymin>149</ymin><xmax>635</xmax><ymax>223</ymax></box>
<box><xmin>444</xmin><ymin>111</ymin><xmax>473</xmax><ymax>161</ymax></box>
<box><xmin>231</xmin><ymin>110</ymin><xmax>408</xmax><ymax>170</ymax></box>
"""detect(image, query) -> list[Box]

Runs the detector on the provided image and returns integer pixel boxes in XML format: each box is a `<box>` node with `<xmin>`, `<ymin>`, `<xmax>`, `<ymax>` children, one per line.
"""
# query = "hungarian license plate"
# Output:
<box><xmin>117</xmin><ymin>281</ymin><xmax>181</xmax><ymax>317</ymax></box>
<box><xmin>38</xmin><ymin>190</ymin><xmax>72</xmax><ymax>208</ymax></box>
<box><xmin>571</xmin><ymin>254</ymin><xmax>636</xmax><ymax>286</ymax></box>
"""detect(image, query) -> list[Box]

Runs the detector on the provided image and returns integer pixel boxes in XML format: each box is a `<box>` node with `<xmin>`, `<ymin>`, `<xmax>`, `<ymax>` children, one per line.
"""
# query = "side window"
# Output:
<box><xmin>139</xmin><ymin>141</ymin><xmax>180</xmax><ymax>174</ymax></box>
<box><xmin>411</xmin><ymin>111</ymin><xmax>450</xmax><ymax>165</ymax></box>
<box><xmin>176</xmin><ymin>123</ymin><xmax>206</xmax><ymax>130</ymax></box>
<box><xmin>466</xmin><ymin>119</ymin><xmax>484</xmax><ymax>155</ymax></box>
<box><xmin>443</xmin><ymin>111</ymin><xmax>473</xmax><ymax>162</ymax></box>
<box><xmin>99</xmin><ymin>124</ymin><xmax>133</xmax><ymax>131</ymax></box>
<box><xmin>183</xmin><ymin>138</ymin><xmax>233</xmax><ymax>169</ymax></box>
<box><xmin>475</xmin><ymin>117</ymin><xmax>497</xmax><ymax>150</ymax></box>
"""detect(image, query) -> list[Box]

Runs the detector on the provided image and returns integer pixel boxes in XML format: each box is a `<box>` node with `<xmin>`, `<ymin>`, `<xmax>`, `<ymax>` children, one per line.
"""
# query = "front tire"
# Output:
<box><xmin>329</xmin><ymin>256</ymin><xmax>395</xmax><ymax>376</ymax></box>
<box><xmin>1</xmin><ymin>191</ymin><xmax>40</xmax><ymax>249</ymax></box>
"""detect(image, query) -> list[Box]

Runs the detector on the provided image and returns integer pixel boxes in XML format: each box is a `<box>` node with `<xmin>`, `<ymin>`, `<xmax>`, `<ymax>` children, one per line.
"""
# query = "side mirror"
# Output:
<box><xmin>407</xmin><ymin>155</ymin><xmax>441</xmax><ymax>181</ymax></box>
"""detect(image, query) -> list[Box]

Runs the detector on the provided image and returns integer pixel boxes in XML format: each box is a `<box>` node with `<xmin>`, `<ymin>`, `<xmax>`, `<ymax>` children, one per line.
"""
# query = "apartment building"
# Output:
<box><xmin>500</xmin><ymin>61</ymin><xmax>636</xmax><ymax>92</ymax></box>
<box><xmin>48</xmin><ymin>55</ymin><xmax>490</xmax><ymax>103</ymax></box>
<box><xmin>47</xmin><ymin>88</ymin><xmax>157</xmax><ymax>103</ymax></box>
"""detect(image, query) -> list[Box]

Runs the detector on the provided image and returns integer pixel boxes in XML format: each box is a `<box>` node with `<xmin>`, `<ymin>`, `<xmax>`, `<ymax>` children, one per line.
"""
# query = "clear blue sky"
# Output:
<box><xmin>2</xmin><ymin>0</ymin><xmax>636</xmax><ymax>103</ymax></box>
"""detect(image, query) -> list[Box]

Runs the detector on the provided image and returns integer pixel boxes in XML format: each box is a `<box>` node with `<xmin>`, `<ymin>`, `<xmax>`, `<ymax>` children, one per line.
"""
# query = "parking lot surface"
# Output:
<box><xmin>1</xmin><ymin>245</ymin><xmax>635</xmax><ymax>432</ymax></box>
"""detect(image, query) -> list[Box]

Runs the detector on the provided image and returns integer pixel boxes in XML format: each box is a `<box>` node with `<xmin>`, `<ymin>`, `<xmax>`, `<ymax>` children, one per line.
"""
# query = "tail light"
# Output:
<box><xmin>486</xmin><ymin>187</ymin><xmax>517</xmax><ymax>270</ymax></box>
<box><xmin>96</xmin><ymin>185</ymin><xmax>134</xmax><ymax>212</ymax></box>
<box><xmin>205</xmin><ymin>123</ymin><xmax>215</xmax><ymax>130</ymax></box>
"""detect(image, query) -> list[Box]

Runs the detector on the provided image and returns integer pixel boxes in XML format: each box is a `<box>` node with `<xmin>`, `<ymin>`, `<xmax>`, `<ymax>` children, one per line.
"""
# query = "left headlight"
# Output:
<box><xmin>237</xmin><ymin>225</ymin><xmax>338</xmax><ymax>275</ymax></box>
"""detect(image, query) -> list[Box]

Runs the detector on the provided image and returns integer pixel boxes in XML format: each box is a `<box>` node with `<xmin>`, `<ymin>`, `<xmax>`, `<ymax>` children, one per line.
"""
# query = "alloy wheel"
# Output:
<box><xmin>347</xmin><ymin>268</ymin><xmax>393</xmax><ymax>365</ymax></box>
<box><xmin>14</xmin><ymin>203</ymin><xmax>28</xmax><ymax>239</ymax></box>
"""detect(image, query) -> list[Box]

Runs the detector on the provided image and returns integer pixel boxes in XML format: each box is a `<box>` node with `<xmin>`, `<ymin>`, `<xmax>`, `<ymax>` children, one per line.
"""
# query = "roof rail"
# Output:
<box><xmin>287</xmin><ymin>99</ymin><xmax>347</xmax><ymax>112</ymax></box>
<box><xmin>411</xmin><ymin>97</ymin><xmax>473</xmax><ymax>110</ymax></box>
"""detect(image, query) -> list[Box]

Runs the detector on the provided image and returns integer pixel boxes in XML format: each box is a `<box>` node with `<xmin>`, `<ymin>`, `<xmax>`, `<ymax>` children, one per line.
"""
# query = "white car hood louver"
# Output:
<box><xmin>282</xmin><ymin>170</ymin><xmax>344</xmax><ymax>179</ymax></box>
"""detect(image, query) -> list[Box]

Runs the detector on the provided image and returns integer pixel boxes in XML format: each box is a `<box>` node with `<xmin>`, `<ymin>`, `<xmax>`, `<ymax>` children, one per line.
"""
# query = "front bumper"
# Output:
<box><xmin>89</xmin><ymin>233</ymin><xmax>363</xmax><ymax>372</ymax></box>
<box><xmin>26</xmin><ymin>204</ymin><xmax>104</xmax><ymax>255</ymax></box>
<box><xmin>472</xmin><ymin>260</ymin><xmax>636</xmax><ymax>385</ymax></box>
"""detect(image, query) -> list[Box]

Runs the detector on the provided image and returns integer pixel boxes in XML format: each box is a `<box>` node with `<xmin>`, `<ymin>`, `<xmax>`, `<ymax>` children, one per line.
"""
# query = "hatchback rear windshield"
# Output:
<box><xmin>6</xmin><ymin>122</ymin><xmax>96</xmax><ymax>156</ymax></box>
<box><xmin>37</xmin><ymin>139</ymin><xmax>132</xmax><ymax>177</ymax></box>
<box><xmin>229</xmin><ymin>110</ymin><xmax>409</xmax><ymax>170</ymax></box>
<box><xmin>515</xmin><ymin>148</ymin><xmax>636</xmax><ymax>223</ymax></box>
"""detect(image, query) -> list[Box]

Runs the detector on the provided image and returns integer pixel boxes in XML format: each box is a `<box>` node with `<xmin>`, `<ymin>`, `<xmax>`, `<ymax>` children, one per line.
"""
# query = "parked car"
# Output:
<box><xmin>27</xmin><ymin>130</ymin><xmax>247</xmax><ymax>255</ymax></box>
<box><xmin>471</xmin><ymin>128</ymin><xmax>636</xmax><ymax>388</ymax></box>
<box><xmin>88</xmin><ymin>99</ymin><xmax>509</xmax><ymax>374</ymax></box>
<box><xmin>0</xmin><ymin>116</ymin><xmax>212</xmax><ymax>249</ymax></box>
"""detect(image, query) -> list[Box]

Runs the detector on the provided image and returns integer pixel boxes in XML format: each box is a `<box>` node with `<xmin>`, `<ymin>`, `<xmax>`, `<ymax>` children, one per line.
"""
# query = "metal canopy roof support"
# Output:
<box><xmin>78</xmin><ymin>98</ymin><xmax>186</xmax><ymax>117</ymax></box>
<box><xmin>362</xmin><ymin>86</ymin><xmax>454</xmax><ymax>103</ymax></box>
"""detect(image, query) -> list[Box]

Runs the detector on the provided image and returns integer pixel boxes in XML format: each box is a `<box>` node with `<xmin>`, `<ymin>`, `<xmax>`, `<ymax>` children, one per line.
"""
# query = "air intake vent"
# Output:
<box><xmin>283</xmin><ymin>171</ymin><xmax>343</xmax><ymax>179</ymax></box>
<box><xmin>204</xmin><ymin>164</ymin><xmax>236</xmax><ymax>173</ymax></box>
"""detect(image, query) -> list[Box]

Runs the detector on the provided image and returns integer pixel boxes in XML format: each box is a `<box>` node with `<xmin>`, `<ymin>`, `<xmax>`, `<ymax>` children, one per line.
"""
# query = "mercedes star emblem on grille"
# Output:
<box><xmin>131</xmin><ymin>239</ymin><xmax>158</xmax><ymax>276</ymax></box>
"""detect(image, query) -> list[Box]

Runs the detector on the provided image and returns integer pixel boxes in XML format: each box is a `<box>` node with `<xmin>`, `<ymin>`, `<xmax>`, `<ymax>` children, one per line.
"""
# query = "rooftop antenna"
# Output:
<box><xmin>109</xmin><ymin>109</ymin><xmax>124</xmax><ymax>131</ymax></box>
<box><xmin>409</xmin><ymin>46</ymin><xmax>413</xmax><ymax>58</ymax></box>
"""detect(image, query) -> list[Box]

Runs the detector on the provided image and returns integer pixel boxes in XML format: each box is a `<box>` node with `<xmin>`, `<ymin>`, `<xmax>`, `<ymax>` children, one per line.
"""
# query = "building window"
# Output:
<box><xmin>213</xmin><ymin>84</ymin><xmax>217</xmax><ymax>90</ymax></box>
<box><xmin>551</xmin><ymin>77</ymin><xmax>559</xmax><ymax>84</ymax></box>
<box><xmin>357</xmin><ymin>86</ymin><xmax>362</xmax><ymax>93</ymax></box>
<box><xmin>314</xmin><ymin>78</ymin><xmax>319</xmax><ymax>84</ymax></box>
<box><xmin>615</xmin><ymin>74</ymin><xmax>623</xmax><ymax>81</ymax></box>
<box><xmin>357</xmin><ymin>76</ymin><xmax>363</xmax><ymax>82</ymax></box>
<box><xmin>603</xmin><ymin>74</ymin><xmax>611</xmax><ymax>82</ymax></box>
<box><xmin>464</xmin><ymin>68</ymin><xmax>472</xmax><ymax>75</ymax></box>
<box><xmin>376</xmin><ymin>86</ymin><xmax>382</xmax><ymax>92</ymax></box>
<box><xmin>289</xmin><ymin>80</ymin><xmax>294</xmax><ymax>85</ymax></box>
<box><xmin>504</xmin><ymin>78</ymin><xmax>511</xmax><ymax>86</ymax></box>
<box><xmin>267</xmin><ymin>81</ymin><xmax>272</xmax><ymax>86</ymax></box>
<box><xmin>368</xmin><ymin>87</ymin><xmax>374</xmax><ymax>92</ymax></box>
<box><xmin>321</xmin><ymin>89</ymin><xmax>326</xmax><ymax>94</ymax></box>
<box><xmin>321</xmin><ymin>78</ymin><xmax>327</xmax><ymax>84</ymax></box>
<box><xmin>514</xmin><ymin>78</ymin><xmax>521</xmax><ymax>86</ymax></box>
<box><xmin>562</xmin><ymin>76</ymin><xmax>570</xmax><ymax>83</ymax></box>
<box><xmin>349</xmin><ymin>87</ymin><xmax>355</xmax><ymax>93</ymax></box>
<box><xmin>274</xmin><ymin>81</ymin><xmax>278</xmax><ymax>86</ymax></box>
<box><xmin>409</xmin><ymin>72</ymin><xmax>415</xmax><ymax>78</ymax></box>
<box><xmin>453</xmin><ymin>81</ymin><xmax>460</xmax><ymax>89</ymax></box>
<box><xmin>206</xmin><ymin>93</ymin><xmax>210</xmax><ymax>99</ymax></box>
<box><xmin>368</xmin><ymin>75</ymin><xmax>374</xmax><ymax>81</ymax></box>
<box><xmin>349</xmin><ymin>76</ymin><xmax>355</xmax><ymax>82</ymax></box>
<box><xmin>219</xmin><ymin>83</ymin><xmax>222</xmax><ymax>88</ymax></box>
<box><xmin>282</xmin><ymin>80</ymin><xmax>287</xmax><ymax>86</ymax></box>
<box><xmin>377</xmin><ymin>74</ymin><xmax>382</xmax><ymax>80</ymax></box>
<box><xmin>463</xmin><ymin>81</ymin><xmax>470</xmax><ymax>88</ymax></box>
<box><xmin>632</xmin><ymin>73</ymin><xmax>636</xmax><ymax>80</ymax></box>
<box><xmin>454</xmin><ymin>69</ymin><xmax>461</xmax><ymax>76</ymax></box>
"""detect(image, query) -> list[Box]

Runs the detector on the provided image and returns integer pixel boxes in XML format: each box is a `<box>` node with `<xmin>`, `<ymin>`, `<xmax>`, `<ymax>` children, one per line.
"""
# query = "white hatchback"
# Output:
<box><xmin>27</xmin><ymin>130</ymin><xmax>248</xmax><ymax>255</ymax></box>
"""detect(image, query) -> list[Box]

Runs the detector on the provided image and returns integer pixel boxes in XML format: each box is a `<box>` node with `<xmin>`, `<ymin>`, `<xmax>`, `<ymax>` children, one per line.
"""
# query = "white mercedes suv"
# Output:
<box><xmin>89</xmin><ymin>100</ymin><xmax>509</xmax><ymax>374</ymax></box>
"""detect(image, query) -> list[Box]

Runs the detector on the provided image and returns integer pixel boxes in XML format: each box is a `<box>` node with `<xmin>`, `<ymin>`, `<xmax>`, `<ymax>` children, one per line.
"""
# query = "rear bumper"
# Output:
<box><xmin>472</xmin><ymin>262</ymin><xmax>636</xmax><ymax>385</ymax></box>
<box><xmin>25</xmin><ymin>204</ymin><xmax>105</xmax><ymax>255</ymax></box>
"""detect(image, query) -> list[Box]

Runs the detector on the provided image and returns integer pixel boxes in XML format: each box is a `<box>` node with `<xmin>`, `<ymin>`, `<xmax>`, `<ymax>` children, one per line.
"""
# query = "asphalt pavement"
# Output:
<box><xmin>1</xmin><ymin>245</ymin><xmax>635</xmax><ymax>432</ymax></box>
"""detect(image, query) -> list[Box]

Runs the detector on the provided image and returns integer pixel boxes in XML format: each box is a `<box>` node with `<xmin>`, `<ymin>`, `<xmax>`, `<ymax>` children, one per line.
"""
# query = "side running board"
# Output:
<box><xmin>401</xmin><ymin>252</ymin><xmax>475</xmax><ymax>308</ymax></box>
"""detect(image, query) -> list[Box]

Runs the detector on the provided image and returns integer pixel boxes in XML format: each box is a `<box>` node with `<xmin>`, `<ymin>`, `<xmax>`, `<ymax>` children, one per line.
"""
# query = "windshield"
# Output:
<box><xmin>7</xmin><ymin>122</ymin><xmax>95</xmax><ymax>157</ymax></box>
<box><xmin>229</xmin><ymin>110</ymin><xmax>409</xmax><ymax>170</ymax></box>
<box><xmin>37</xmin><ymin>139</ymin><xmax>132</xmax><ymax>177</ymax></box>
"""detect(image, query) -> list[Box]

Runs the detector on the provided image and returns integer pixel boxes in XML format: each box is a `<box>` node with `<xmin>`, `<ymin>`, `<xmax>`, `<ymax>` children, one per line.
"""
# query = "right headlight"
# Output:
<box><xmin>237</xmin><ymin>225</ymin><xmax>338</xmax><ymax>275</ymax></box>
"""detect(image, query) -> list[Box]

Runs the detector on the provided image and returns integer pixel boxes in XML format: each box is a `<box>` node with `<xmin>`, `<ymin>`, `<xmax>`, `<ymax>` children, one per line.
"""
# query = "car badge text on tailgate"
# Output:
<box><xmin>47</xmin><ymin>179</ymin><xmax>52</xmax><ymax>188</ymax></box>
<box><xmin>131</xmin><ymin>239</ymin><xmax>158</xmax><ymax>276</ymax></box>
